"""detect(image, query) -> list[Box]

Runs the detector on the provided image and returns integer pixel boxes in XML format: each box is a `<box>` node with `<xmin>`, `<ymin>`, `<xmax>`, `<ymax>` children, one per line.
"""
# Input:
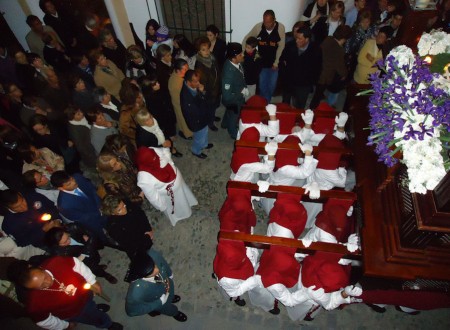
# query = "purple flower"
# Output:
<box><xmin>363</xmin><ymin>54</ymin><xmax>449</xmax><ymax>167</ymax></box>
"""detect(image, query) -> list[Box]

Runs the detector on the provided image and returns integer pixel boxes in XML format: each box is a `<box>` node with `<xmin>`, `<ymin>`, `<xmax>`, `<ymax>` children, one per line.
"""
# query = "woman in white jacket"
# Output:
<box><xmin>135</xmin><ymin>146</ymin><xmax>197</xmax><ymax>226</ymax></box>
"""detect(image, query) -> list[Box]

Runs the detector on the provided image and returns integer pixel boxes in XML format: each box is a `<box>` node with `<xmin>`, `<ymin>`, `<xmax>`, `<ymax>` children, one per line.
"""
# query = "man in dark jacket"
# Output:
<box><xmin>279</xmin><ymin>26</ymin><xmax>322</xmax><ymax>109</ymax></box>
<box><xmin>51</xmin><ymin>171</ymin><xmax>108</xmax><ymax>242</ymax></box>
<box><xmin>0</xmin><ymin>189</ymin><xmax>60</xmax><ymax>249</ymax></box>
<box><xmin>242</xmin><ymin>10</ymin><xmax>286</xmax><ymax>102</ymax></box>
<box><xmin>180</xmin><ymin>70</ymin><xmax>213</xmax><ymax>159</ymax></box>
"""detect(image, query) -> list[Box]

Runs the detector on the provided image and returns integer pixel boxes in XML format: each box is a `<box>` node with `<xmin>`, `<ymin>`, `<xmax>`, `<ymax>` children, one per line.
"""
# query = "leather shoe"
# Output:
<box><xmin>204</xmin><ymin>143</ymin><xmax>214</xmax><ymax>150</ymax></box>
<box><xmin>234</xmin><ymin>297</ymin><xmax>246</xmax><ymax>306</ymax></box>
<box><xmin>172</xmin><ymin>295</ymin><xmax>181</xmax><ymax>303</ymax></box>
<box><xmin>269</xmin><ymin>307</ymin><xmax>280</xmax><ymax>315</ymax></box>
<box><xmin>366</xmin><ymin>303</ymin><xmax>386</xmax><ymax>313</ymax></box>
<box><xmin>192</xmin><ymin>152</ymin><xmax>207</xmax><ymax>159</ymax></box>
<box><xmin>178</xmin><ymin>131</ymin><xmax>192</xmax><ymax>140</ymax></box>
<box><xmin>97</xmin><ymin>303</ymin><xmax>110</xmax><ymax>313</ymax></box>
<box><xmin>103</xmin><ymin>272</ymin><xmax>118</xmax><ymax>284</ymax></box>
<box><xmin>173</xmin><ymin>311</ymin><xmax>188</xmax><ymax>322</ymax></box>
<box><xmin>209</xmin><ymin>125</ymin><xmax>218</xmax><ymax>131</ymax></box>
<box><xmin>395</xmin><ymin>305</ymin><xmax>420</xmax><ymax>315</ymax></box>
<box><xmin>172</xmin><ymin>151</ymin><xmax>183</xmax><ymax>157</ymax></box>
<box><xmin>148</xmin><ymin>311</ymin><xmax>161</xmax><ymax>317</ymax></box>
<box><xmin>108</xmin><ymin>322</ymin><xmax>123</xmax><ymax>330</ymax></box>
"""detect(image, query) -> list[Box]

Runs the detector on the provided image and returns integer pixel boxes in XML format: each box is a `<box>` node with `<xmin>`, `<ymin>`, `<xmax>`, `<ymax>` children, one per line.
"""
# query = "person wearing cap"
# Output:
<box><xmin>125</xmin><ymin>249</ymin><xmax>187</xmax><ymax>322</ymax></box>
<box><xmin>242</xmin><ymin>10</ymin><xmax>286</xmax><ymax>103</ymax></box>
<box><xmin>236</xmin><ymin>104</ymin><xmax>280</xmax><ymax>140</ymax></box>
<box><xmin>219</xmin><ymin>189</ymin><xmax>256</xmax><ymax>234</ymax></box>
<box><xmin>303</xmin><ymin>199</ymin><xmax>358</xmax><ymax>249</ymax></box>
<box><xmin>213</xmin><ymin>240</ymin><xmax>260</xmax><ymax>307</ymax></box>
<box><xmin>135</xmin><ymin>146</ymin><xmax>198</xmax><ymax>226</ymax></box>
<box><xmin>221</xmin><ymin>42</ymin><xmax>246</xmax><ymax>139</ymax></box>
<box><xmin>293</xmin><ymin>252</ymin><xmax>363</xmax><ymax>321</ymax></box>
<box><xmin>266</xmin><ymin>194</ymin><xmax>308</xmax><ymax>239</ymax></box>
<box><xmin>230</xmin><ymin>142</ymin><xmax>277</xmax><ymax>183</ymax></box>
<box><xmin>248</xmin><ymin>246</ymin><xmax>309</xmax><ymax>315</ymax></box>
<box><xmin>151</xmin><ymin>25</ymin><xmax>174</xmax><ymax>57</ymax></box>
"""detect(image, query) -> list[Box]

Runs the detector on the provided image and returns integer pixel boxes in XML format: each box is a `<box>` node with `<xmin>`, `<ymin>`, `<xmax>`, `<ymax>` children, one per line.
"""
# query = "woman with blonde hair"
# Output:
<box><xmin>97</xmin><ymin>151</ymin><xmax>144</xmax><ymax>204</ymax></box>
<box><xmin>135</xmin><ymin>108</ymin><xmax>182</xmax><ymax>157</ymax></box>
<box><xmin>126</xmin><ymin>45</ymin><xmax>154</xmax><ymax>79</ymax></box>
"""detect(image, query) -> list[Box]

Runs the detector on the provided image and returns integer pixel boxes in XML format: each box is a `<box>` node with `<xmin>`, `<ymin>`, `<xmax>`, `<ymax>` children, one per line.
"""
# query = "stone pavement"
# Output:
<box><xmin>73</xmin><ymin>104</ymin><xmax>449</xmax><ymax>330</ymax></box>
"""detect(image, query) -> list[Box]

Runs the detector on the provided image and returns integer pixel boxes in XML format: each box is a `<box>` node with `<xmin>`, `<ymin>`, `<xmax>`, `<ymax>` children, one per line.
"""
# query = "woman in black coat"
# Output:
<box><xmin>101</xmin><ymin>196</ymin><xmax>154</xmax><ymax>259</ymax></box>
<box><xmin>139</xmin><ymin>73</ymin><xmax>177</xmax><ymax>138</ymax></box>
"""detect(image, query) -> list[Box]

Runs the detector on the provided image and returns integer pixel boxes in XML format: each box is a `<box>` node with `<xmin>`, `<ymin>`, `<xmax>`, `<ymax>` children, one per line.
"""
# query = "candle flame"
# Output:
<box><xmin>83</xmin><ymin>283</ymin><xmax>91</xmax><ymax>290</ymax></box>
<box><xmin>424</xmin><ymin>56</ymin><xmax>432</xmax><ymax>65</ymax></box>
<box><xmin>41</xmin><ymin>213</ymin><xmax>52</xmax><ymax>221</ymax></box>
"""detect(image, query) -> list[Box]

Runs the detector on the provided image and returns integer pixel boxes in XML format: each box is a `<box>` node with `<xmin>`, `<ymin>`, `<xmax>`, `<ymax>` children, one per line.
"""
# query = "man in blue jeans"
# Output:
<box><xmin>243</xmin><ymin>9</ymin><xmax>286</xmax><ymax>103</ymax></box>
<box><xmin>180</xmin><ymin>70</ymin><xmax>213</xmax><ymax>159</ymax></box>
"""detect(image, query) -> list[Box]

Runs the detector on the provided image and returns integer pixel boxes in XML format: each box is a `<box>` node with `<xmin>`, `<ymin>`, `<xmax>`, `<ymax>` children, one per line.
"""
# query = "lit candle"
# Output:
<box><xmin>83</xmin><ymin>283</ymin><xmax>111</xmax><ymax>302</ymax></box>
<box><xmin>444</xmin><ymin>63</ymin><xmax>450</xmax><ymax>80</ymax></box>
<box><xmin>41</xmin><ymin>213</ymin><xmax>52</xmax><ymax>221</ymax></box>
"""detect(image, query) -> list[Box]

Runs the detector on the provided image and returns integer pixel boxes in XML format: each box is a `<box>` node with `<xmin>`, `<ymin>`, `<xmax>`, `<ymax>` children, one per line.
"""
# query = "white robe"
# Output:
<box><xmin>215</xmin><ymin>247</ymin><xmax>260</xmax><ymax>299</ymax></box>
<box><xmin>249</xmin><ymin>276</ymin><xmax>306</xmax><ymax>312</ymax></box>
<box><xmin>237</xmin><ymin>120</ymin><xmax>280</xmax><ymax>140</ymax></box>
<box><xmin>261</xmin><ymin>155</ymin><xmax>318</xmax><ymax>214</ymax></box>
<box><xmin>230</xmin><ymin>156</ymin><xmax>275</xmax><ymax>183</ymax></box>
<box><xmin>138</xmin><ymin>165</ymin><xmax>198</xmax><ymax>226</ymax></box>
<box><xmin>266</xmin><ymin>223</ymin><xmax>295</xmax><ymax>239</ymax></box>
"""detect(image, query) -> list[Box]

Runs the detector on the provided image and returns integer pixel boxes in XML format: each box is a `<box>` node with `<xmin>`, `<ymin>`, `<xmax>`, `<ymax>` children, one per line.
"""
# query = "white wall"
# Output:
<box><xmin>2</xmin><ymin>0</ymin><xmax>309</xmax><ymax>54</ymax></box>
<box><xmin>24</xmin><ymin>0</ymin><xmax>44</xmax><ymax>20</ymax></box>
<box><xmin>0</xmin><ymin>0</ymin><xmax>30</xmax><ymax>50</ymax></box>
<box><xmin>121</xmin><ymin>0</ymin><xmax>309</xmax><ymax>45</ymax></box>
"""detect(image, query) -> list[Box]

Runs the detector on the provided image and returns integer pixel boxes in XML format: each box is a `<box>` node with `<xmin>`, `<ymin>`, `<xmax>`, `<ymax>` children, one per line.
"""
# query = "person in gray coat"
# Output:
<box><xmin>125</xmin><ymin>249</ymin><xmax>187</xmax><ymax>322</ymax></box>
<box><xmin>65</xmin><ymin>106</ymin><xmax>97</xmax><ymax>169</ymax></box>
<box><xmin>85</xmin><ymin>106</ymin><xmax>118</xmax><ymax>156</ymax></box>
<box><xmin>221</xmin><ymin>43</ymin><xmax>247</xmax><ymax>139</ymax></box>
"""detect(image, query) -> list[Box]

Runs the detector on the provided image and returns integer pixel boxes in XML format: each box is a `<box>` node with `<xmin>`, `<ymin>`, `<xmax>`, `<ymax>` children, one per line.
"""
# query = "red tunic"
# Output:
<box><xmin>26</xmin><ymin>256</ymin><xmax>92</xmax><ymax>322</ymax></box>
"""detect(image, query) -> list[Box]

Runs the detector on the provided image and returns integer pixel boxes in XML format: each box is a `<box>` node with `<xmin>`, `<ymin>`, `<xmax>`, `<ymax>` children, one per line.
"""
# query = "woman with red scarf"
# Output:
<box><xmin>136</xmin><ymin>147</ymin><xmax>197</xmax><ymax>226</ymax></box>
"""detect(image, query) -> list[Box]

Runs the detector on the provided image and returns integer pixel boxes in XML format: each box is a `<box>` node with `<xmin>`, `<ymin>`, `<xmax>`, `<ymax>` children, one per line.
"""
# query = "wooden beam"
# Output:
<box><xmin>218</xmin><ymin>231</ymin><xmax>362</xmax><ymax>260</ymax></box>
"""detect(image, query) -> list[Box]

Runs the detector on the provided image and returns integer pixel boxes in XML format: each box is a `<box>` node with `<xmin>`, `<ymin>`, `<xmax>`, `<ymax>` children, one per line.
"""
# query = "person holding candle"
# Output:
<box><xmin>44</xmin><ymin>225</ymin><xmax>118</xmax><ymax>284</ymax></box>
<box><xmin>125</xmin><ymin>249</ymin><xmax>188</xmax><ymax>322</ymax></box>
<box><xmin>7</xmin><ymin>256</ymin><xmax>123</xmax><ymax>329</ymax></box>
<box><xmin>0</xmin><ymin>189</ymin><xmax>60</xmax><ymax>249</ymax></box>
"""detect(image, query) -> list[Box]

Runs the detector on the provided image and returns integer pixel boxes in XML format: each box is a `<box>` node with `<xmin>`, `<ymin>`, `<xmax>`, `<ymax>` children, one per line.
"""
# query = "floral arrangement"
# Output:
<box><xmin>360</xmin><ymin>39</ymin><xmax>450</xmax><ymax>194</ymax></box>
<box><xmin>417</xmin><ymin>30</ymin><xmax>450</xmax><ymax>56</ymax></box>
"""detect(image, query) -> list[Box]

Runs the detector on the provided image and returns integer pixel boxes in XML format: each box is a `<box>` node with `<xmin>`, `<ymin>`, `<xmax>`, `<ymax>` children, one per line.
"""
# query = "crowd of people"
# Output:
<box><xmin>0</xmin><ymin>0</ymin><xmax>449</xmax><ymax>328</ymax></box>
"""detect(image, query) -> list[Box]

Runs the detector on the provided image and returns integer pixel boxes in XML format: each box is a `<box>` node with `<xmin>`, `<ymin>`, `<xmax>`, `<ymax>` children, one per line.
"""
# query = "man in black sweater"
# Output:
<box><xmin>180</xmin><ymin>70</ymin><xmax>213</xmax><ymax>159</ymax></box>
<box><xmin>279</xmin><ymin>26</ymin><xmax>322</xmax><ymax>109</ymax></box>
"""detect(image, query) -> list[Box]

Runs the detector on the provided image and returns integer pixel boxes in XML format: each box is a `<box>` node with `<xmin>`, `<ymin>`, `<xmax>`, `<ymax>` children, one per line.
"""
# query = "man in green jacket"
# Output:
<box><xmin>125</xmin><ymin>249</ymin><xmax>187</xmax><ymax>322</ymax></box>
<box><xmin>221</xmin><ymin>42</ymin><xmax>247</xmax><ymax>139</ymax></box>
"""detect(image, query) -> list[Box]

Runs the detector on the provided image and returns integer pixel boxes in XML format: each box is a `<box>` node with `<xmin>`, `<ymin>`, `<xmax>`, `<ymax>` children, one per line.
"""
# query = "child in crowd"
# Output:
<box><xmin>242</xmin><ymin>37</ymin><xmax>261</xmax><ymax>100</ymax></box>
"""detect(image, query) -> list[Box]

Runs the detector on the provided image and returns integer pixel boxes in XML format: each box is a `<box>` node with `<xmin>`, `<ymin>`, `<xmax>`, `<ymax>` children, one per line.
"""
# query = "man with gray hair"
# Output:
<box><xmin>99</xmin><ymin>29</ymin><xmax>127</xmax><ymax>73</ymax></box>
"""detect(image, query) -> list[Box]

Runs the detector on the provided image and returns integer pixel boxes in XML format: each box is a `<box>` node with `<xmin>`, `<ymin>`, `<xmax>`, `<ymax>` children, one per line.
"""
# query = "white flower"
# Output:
<box><xmin>417</xmin><ymin>30</ymin><xmax>450</xmax><ymax>56</ymax></box>
<box><xmin>433</xmin><ymin>74</ymin><xmax>450</xmax><ymax>95</ymax></box>
<box><xmin>401</xmin><ymin>136</ymin><xmax>446</xmax><ymax>194</ymax></box>
<box><xmin>387</xmin><ymin>46</ymin><xmax>415</xmax><ymax>70</ymax></box>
